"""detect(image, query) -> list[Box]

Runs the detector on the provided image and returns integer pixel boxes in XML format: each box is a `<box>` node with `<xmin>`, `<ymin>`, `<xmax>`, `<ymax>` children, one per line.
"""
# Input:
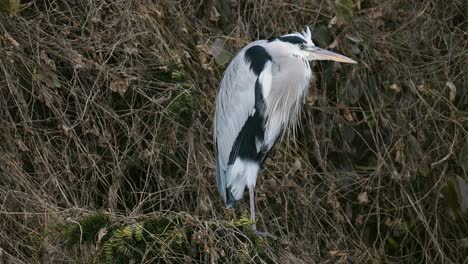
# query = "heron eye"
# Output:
<box><xmin>299</xmin><ymin>44</ymin><xmax>306</xmax><ymax>49</ymax></box>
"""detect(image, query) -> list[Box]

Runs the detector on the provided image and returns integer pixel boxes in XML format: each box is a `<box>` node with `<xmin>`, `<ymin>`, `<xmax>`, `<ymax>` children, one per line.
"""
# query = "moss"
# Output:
<box><xmin>231</xmin><ymin>216</ymin><xmax>255</xmax><ymax>236</ymax></box>
<box><xmin>61</xmin><ymin>212</ymin><xmax>110</xmax><ymax>249</ymax></box>
<box><xmin>45</xmin><ymin>212</ymin><xmax>284</xmax><ymax>263</ymax></box>
<box><xmin>142</xmin><ymin>216</ymin><xmax>190</xmax><ymax>256</ymax></box>
<box><xmin>144</xmin><ymin>65</ymin><xmax>183</xmax><ymax>83</ymax></box>
<box><xmin>97</xmin><ymin>215</ymin><xmax>190</xmax><ymax>263</ymax></box>
<box><xmin>230</xmin><ymin>217</ymin><xmax>276</xmax><ymax>263</ymax></box>
<box><xmin>166</xmin><ymin>89</ymin><xmax>194</xmax><ymax>128</ymax></box>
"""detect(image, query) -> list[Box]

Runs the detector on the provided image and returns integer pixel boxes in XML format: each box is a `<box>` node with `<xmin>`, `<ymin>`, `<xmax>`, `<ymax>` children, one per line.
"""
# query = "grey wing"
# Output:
<box><xmin>213</xmin><ymin>41</ymin><xmax>264</xmax><ymax>203</ymax></box>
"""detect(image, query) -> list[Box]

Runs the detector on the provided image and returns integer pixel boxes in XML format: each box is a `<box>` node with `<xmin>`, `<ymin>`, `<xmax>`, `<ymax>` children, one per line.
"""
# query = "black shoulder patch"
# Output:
<box><xmin>254</xmin><ymin>79</ymin><xmax>266</xmax><ymax>113</ymax></box>
<box><xmin>227</xmin><ymin>110</ymin><xmax>265</xmax><ymax>165</ymax></box>
<box><xmin>227</xmin><ymin>79</ymin><xmax>268</xmax><ymax>166</ymax></box>
<box><xmin>267</xmin><ymin>36</ymin><xmax>278</xmax><ymax>42</ymax></box>
<box><xmin>278</xmin><ymin>36</ymin><xmax>307</xmax><ymax>44</ymax></box>
<box><xmin>244</xmin><ymin>45</ymin><xmax>272</xmax><ymax>76</ymax></box>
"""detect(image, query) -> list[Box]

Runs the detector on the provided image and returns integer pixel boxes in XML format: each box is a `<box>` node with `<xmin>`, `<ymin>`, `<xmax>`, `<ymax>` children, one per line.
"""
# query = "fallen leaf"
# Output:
<box><xmin>182</xmin><ymin>50</ymin><xmax>191</xmax><ymax>59</ymax></box>
<box><xmin>338</xmin><ymin>255</ymin><xmax>348</xmax><ymax>263</ymax></box>
<box><xmin>363</xmin><ymin>62</ymin><xmax>371</xmax><ymax>70</ymax></box>
<box><xmin>62</xmin><ymin>125</ymin><xmax>71</xmax><ymax>137</ymax></box>
<box><xmin>368</xmin><ymin>7</ymin><xmax>383</xmax><ymax>19</ymax></box>
<box><xmin>15</xmin><ymin>138</ymin><xmax>29</xmax><ymax>152</ymax></box>
<box><xmin>327</xmin><ymin>38</ymin><xmax>339</xmax><ymax>49</ymax></box>
<box><xmin>329</xmin><ymin>250</ymin><xmax>347</xmax><ymax>258</ymax></box>
<box><xmin>328</xmin><ymin>16</ymin><xmax>338</xmax><ymax>28</ymax></box>
<box><xmin>183</xmin><ymin>215</ymin><xmax>199</xmax><ymax>226</ymax></box>
<box><xmin>342</xmin><ymin>107</ymin><xmax>354</xmax><ymax>122</ymax></box>
<box><xmin>292</xmin><ymin>158</ymin><xmax>302</xmax><ymax>172</ymax></box>
<box><xmin>97</xmin><ymin>228</ymin><xmax>108</xmax><ymax>244</ymax></box>
<box><xmin>356</xmin><ymin>214</ymin><xmax>364</xmax><ymax>225</ymax></box>
<box><xmin>4</xmin><ymin>32</ymin><xmax>19</xmax><ymax>47</ymax></box>
<box><xmin>358</xmin><ymin>192</ymin><xmax>369</xmax><ymax>204</ymax></box>
<box><xmin>71</xmin><ymin>53</ymin><xmax>84</xmax><ymax>69</ymax></box>
<box><xmin>446</xmin><ymin>81</ymin><xmax>456</xmax><ymax>102</ymax></box>
<box><xmin>210</xmin><ymin>6</ymin><xmax>220</xmax><ymax>22</ymax></box>
<box><xmin>110</xmin><ymin>73</ymin><xmax>136</xmax><ymax>96</ymax></box>
<box><xmin>416</xmin><ymin>83</ymin><xmax>426</xmax><ymax>92</ymax></box>
<box><xmin>384</xmin><ymin>217</ymin><xmax>393</xmax><ymax>227</ymax></box>
<box><xmin>345</xmin><ymin>34</ymin><xmax>364</xmax><ymax>43</ymax></box>
<box><xmin>389</xmin><ymin>83</ymin><xmax>401</xmax><ymax>93</ymax></box>
<box><xmin>307</xmin><ymin>92</ymin><xmax>317</xmax><ymax>106</ymax></box>
<box><xmin>147</xmin><ymin>4</ymin><xmax>162</xmax><ymax>18</ymax></box>
<box><xmin>394</xmin><ymin>141</ymin><xmax>404</xmax><ymax>165</ymax></box>
<box><xmin>196</xmin><ymin>44</ymin><xmax>212</xmax><ymax>70</ymax></box>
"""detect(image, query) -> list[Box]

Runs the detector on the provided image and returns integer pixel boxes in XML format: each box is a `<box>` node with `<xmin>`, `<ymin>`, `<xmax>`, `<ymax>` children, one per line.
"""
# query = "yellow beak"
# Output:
<box><xmin>305</xmin><ymin>46</ymin><xmax>357</xmax><ymax>64</ymax></box>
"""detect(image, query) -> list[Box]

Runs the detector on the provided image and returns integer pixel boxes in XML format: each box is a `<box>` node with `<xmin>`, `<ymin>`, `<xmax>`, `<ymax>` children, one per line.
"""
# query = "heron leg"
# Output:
<box><xmin>248</xmin><ymin>188</ymin><xmax>278</xmax><ymax>240</ymax></box>
<box><xmin>249</xmin><ymin>187</ymin><xmax>257</xmax><ymax>232</ymax></box>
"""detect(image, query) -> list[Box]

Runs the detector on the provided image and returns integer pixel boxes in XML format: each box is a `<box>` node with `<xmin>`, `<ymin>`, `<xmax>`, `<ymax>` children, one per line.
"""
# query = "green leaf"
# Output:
<box><xmin>0</xmin><ymin>0</ymin><xmax>20</xmax><ymax>16</ymax></box>
<box><xmin>215</xmin><ymin>49</ymin><xmax>231</xmax><ymax>66</ymax></box>
<box><xmin>212</xmin><ymin>38</ymin><xmax>232</xmax><ymax>66</ymax></box>
<box><xmin>335</xmin><ymin>0</ymin><xmax>354</xmax><ymax>25</ymax></box>
<box><xmin>51</xmin><ymin>74</ymin><xmax>61</xmax><ymax>88</ymax></box>
<box><xmin>387</xmin><ymin>237</ymin><xmax>399</xmax><ymax>249</ymax></box>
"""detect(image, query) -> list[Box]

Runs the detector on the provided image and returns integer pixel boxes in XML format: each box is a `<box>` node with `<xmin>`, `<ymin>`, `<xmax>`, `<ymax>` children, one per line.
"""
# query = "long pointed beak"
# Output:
<box><xmin>305</xmin><ymin>46</ymin><xmax>357</xmax><ymax>64</ymax></box>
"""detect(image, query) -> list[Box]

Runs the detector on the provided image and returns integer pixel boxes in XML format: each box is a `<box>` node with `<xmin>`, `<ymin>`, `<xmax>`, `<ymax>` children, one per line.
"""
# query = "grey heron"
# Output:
<box><xmin>214</xmin><ymin>27</ymin><xmax>356</xmax><ymax>233</ymax></box>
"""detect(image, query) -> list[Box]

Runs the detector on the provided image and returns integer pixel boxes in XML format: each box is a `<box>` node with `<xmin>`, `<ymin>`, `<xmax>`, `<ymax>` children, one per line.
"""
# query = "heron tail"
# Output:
<box><xmin>215</xmin><ymin>155</ymin><xmax>228</xmax><ymax>206</ymax></box>
<box><xmin>226</xmin><ymin>190</ymin><xmax>237</xmax><ymax>208</ymax></box>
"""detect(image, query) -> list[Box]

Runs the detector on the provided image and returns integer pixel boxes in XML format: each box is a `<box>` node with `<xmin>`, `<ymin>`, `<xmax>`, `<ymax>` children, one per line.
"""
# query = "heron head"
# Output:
<box><xmin>276</xmin><ymin>26</ymin><xmax>357</xmax><ymax>64</ymax></box>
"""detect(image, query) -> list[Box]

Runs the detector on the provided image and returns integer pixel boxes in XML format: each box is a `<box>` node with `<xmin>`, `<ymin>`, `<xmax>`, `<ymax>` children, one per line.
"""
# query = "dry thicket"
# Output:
<box><xmin>0</xmin><ymin>0</ymin><xmax>467</xmax><ymax>263</ymax></box>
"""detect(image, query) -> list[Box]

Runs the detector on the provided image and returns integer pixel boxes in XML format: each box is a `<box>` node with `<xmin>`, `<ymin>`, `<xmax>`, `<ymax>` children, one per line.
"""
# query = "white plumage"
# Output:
<box><xmin>214</xmin><ymin>27</ymin><xmax>356</xmax><ymax>233</ymax></box>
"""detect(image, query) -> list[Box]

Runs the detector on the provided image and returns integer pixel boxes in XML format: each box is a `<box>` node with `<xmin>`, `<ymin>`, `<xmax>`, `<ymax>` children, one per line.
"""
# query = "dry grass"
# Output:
<box><xmin>0</xmin><ymin>0</ymin><xmax>467</xmax><ymax>263</ymax></box>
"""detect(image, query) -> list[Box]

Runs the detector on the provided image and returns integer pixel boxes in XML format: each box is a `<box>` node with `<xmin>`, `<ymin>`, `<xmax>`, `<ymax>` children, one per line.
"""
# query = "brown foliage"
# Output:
<box><xmin>0</xmin><ymin>0</ymin><xmax>467</xmax><ymax>263</ymax></box>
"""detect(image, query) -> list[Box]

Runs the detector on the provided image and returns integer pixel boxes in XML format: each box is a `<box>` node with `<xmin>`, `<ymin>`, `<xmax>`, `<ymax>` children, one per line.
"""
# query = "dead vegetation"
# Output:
<box><xmin>0</xmin><ymin>0</ymin><xmax>467</xmax><ymax>263</ymax></box>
